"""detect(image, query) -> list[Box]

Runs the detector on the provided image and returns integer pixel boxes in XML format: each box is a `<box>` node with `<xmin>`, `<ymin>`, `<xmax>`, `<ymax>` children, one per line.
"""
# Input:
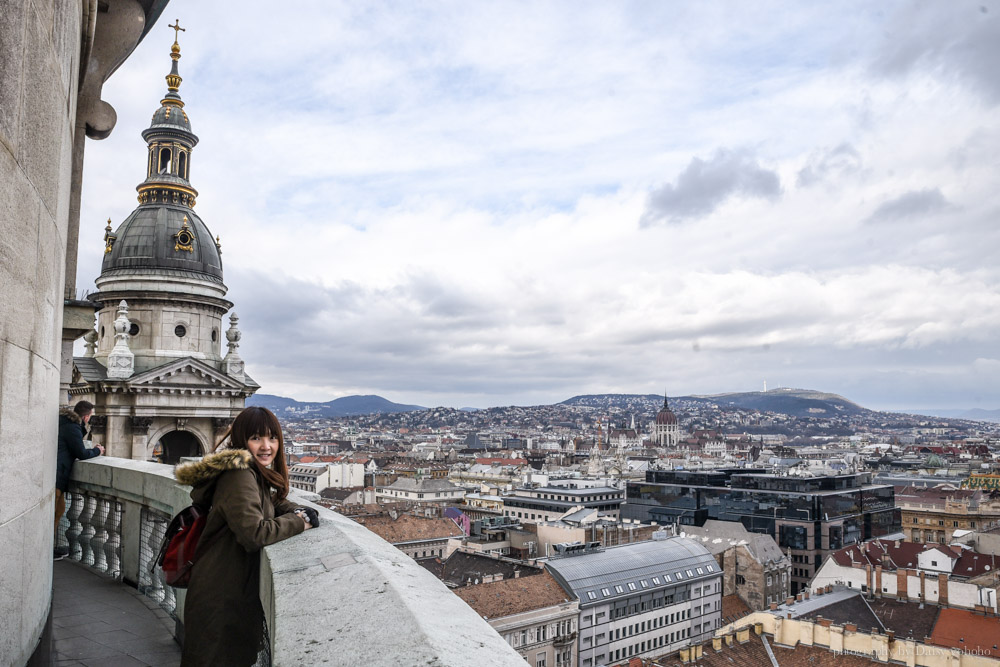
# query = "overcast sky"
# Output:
<box><xmin>78</xmin><ymin>1</ymin><xmax>1000</xmax><ymax>411</ymax></box>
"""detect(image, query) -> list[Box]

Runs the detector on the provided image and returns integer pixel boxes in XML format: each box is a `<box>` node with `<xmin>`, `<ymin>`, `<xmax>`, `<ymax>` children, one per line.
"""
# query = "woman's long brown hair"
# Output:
<box><xmin>217</xmin><ymin>406</ymin><xmax>290</xmax><ymax>501</ymax></box>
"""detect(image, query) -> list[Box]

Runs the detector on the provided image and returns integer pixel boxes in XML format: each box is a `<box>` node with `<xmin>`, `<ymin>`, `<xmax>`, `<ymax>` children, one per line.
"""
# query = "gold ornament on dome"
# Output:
<box><xmin>174</xmin><ymin>215</ymin><xmax>195</xmax><ymax>252</ymax></box>
<box><xmin>103</xmin><ymin>217</ymin><xmax>116</xmax><ymax>254</ymax></box>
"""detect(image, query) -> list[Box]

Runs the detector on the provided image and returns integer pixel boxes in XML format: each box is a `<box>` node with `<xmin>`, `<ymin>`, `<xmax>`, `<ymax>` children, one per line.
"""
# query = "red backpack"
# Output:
<box><xmin>153</xmin><ymin>504</ymin><xmax>221</xmax><ymax>588</ymax></box>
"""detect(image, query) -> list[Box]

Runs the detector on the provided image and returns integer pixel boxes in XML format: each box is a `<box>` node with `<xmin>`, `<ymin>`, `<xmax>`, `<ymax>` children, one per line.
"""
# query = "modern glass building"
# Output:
<box><xmin>623</xmin><ymin>469</ymin><xmax>900</xmax><ymax>594</ymax></box>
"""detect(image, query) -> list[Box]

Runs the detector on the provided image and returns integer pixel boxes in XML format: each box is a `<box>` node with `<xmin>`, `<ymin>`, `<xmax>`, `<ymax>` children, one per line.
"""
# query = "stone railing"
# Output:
<box><xmin>60</xmin><ymin>457</ymin><xmax>527</xmax><ymax>666</ymax></box>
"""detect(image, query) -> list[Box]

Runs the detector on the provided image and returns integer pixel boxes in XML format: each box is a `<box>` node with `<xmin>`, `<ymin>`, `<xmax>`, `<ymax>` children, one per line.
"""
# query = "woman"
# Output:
<box><xmin>175</xmin><ymin>406</ymin><xmax>315</xmax><ymax>666</ymax></box>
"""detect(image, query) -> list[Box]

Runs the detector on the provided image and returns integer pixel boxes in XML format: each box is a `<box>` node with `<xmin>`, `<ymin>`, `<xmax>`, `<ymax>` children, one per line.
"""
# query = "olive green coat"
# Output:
<box><xmin>175</xmin><ymin>449</ymin><xmax>305</xmax><ymax>667</ymax></box>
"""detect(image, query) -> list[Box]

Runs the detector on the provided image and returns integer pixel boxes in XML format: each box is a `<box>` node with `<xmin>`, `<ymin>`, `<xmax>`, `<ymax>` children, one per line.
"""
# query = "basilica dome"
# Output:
<box><xmin>100</xmin><ymin>204</ymin><xmax>222</xmax><ymax>283</ymax></box>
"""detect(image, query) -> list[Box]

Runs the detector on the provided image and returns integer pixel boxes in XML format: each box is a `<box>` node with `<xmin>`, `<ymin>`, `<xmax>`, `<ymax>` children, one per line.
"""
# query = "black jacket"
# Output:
<box><xmin>56</xmin><ymin>409</ymin><xmax>101</xmax><ymax>491</ymax></box>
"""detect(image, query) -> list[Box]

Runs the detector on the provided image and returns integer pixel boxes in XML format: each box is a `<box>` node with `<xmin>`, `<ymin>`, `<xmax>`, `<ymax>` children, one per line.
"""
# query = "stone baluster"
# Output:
<box><xmin>79</xmin><ymin>494</ymin><xmax>97</xmax><ymax>566</ymax></box>
<box><xmin>144</xmin><ymin>512</ymin><xmax>167</xmax><ymax>603</ymax></box>
<box><xmin>163</xmin><ymin>575</ymin><xmax>176</xmax><ymax>614</ymax></box>
<box><xmin>65</xmin><ymin>492</ymin><xmax>85</xmax><ymax>560</ymax></box>
<box><xmin>91</xmin><ymin>497</ymin><xmax>109</xmax><ymax>572</ymax></box>
<box><xmin>104</xmin><ymin>501</ymin><xmax>123</xmax><ymax>578</ymax></box>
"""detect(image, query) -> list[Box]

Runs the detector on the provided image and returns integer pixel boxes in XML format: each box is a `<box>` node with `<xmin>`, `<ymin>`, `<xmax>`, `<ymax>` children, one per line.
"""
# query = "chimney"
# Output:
<box><xmin>754</xmin><ymin>622</ymin><xmax>763</xmax><ymax>635</ymax></box>
<box><xmin>770</xmin><ymin>602</ymin><xmax>778</xmax><ymax>611</ymax></box>
<box><xmin>725</xmin><ymin>634</ymin><xmax>734</xmax><ymax>647</ymax></box>
<box><xmin>712</xmin><ymin>636</ymin><xmax>723</xmax><ymax>652</ymax></box>
<box><xmin>804</xmin><ymin>590</ymin><xmax>810</xmax><ymax>600</ymax></box>
<box><xmin>786</xmin><ymin>597</ymin><xmax>794</xmax><ymax>605</ymax></box>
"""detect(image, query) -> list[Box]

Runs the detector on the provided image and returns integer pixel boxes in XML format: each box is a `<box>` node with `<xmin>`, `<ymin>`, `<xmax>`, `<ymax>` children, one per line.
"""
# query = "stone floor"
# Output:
<box><xmin>52</xmin><ymin>559</ymin><xmax>182</xmax><ymax>666</ymax></box>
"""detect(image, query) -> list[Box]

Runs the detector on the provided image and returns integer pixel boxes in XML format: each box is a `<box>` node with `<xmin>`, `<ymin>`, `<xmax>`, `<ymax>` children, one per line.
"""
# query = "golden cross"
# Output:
<box><xmin>169</xmin><ymin>19</ymin><xmax>185</xmax><ymax>42</ymax></box>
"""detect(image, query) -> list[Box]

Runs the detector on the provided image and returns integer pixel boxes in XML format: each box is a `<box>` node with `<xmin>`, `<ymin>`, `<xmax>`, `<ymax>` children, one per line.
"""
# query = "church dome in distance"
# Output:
<box><xmin>656</xmin><ymin>397</ymin><xmax>678</xmax><ymax>425</ymax></box>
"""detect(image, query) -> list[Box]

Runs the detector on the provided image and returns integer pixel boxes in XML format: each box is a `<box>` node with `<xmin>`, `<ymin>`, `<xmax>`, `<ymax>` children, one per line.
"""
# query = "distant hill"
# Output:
<box><xmin>908</xmin><ymin>407</ymin><xmax>1000</xmax><ymax>422</ymax></box>
<box><xmin>695</xmin><ymin>388</ymin><xmax>866</xmax><ymax>418</ymax></box>
<box><xmin>247</xmin><ymin>394</ymin><xmax>425</xmax><ymax>418</ymax></box>
<box><xmin>562</xmin><ymin>388</ymin><xmax>867</xmax><ymax>418</ymax></box>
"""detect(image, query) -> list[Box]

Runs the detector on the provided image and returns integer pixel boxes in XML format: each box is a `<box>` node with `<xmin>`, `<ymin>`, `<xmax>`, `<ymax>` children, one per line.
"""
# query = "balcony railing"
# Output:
<box><xmin>58</xmin><ymin>457</ymin><xmax>527</xmax><ymax>666</ymax></box>
<box><xmin>552</xmin><ymin>631</ymin><xmax>577</xmax><ymax>647</ymax></box>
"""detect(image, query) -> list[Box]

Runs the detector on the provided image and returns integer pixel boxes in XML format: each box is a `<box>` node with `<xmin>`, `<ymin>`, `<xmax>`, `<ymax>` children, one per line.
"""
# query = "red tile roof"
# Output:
<box><xmin>830</xmin><ymin>540</ymin><xmax>1000</xmax><ymax>578</ymax></box>
<box><xmin>353</xmin><ymin>514</ymin><xmax>464</xmax><ymax>544</ymax></box>
<box><xmin>454</xmin><ymin>571</ymin><xmax>571</xmax><ymax>619</ymax></box>
<box><xmin>929</xmin><ymin>608</ymin><xmax>1000</xmax><ymax>657</ymax></box>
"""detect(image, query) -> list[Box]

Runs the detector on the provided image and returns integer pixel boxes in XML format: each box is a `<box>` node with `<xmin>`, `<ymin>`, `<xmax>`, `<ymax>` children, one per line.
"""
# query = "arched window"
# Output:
<box><xmin>158</xmin><ymin>147</ymin><xmax>171</xmax><ymax>173</ymax></box>
<box><xmin>178</xmin><ymin>151</ymin><xmax>187</xmax><ymax>179</ymax></box>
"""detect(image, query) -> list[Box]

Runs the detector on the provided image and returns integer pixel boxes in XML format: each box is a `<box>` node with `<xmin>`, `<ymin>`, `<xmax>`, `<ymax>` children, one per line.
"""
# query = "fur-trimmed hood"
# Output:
<box><xmin>175</xmin><ymin>448</ymin><xmax>253</xmax><ymax>487</ymax></box>
<box><xmin>59</xmin><ymin>408</ymin><xmax>82</xmax><ymax>424</ymax></box>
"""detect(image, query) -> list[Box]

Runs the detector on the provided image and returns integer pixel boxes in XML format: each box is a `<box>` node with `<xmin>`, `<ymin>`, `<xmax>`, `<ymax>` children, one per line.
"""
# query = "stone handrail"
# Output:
<box><xmin>64</xmin><ymin>457</ymin><xmax>526</xmax><ymax>666</ymax></box>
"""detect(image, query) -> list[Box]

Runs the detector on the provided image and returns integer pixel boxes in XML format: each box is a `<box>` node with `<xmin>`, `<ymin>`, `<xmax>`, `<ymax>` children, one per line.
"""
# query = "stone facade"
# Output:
<box><xmin>896</xmin><ymin>486</ymin><xmax>1000</xmax><ymax>545</ymax></box>
<box><xmin>0</xmin><ymin>1</ymin><xmax>170</xmax><ymax>662</ymax></box>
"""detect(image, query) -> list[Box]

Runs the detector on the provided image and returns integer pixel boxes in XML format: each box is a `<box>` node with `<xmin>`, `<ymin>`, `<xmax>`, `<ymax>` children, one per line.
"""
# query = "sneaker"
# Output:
<box><xmin>53</xmin><ymin>547</ymin><xmax>69</xmax><ymax>561</ymax></box>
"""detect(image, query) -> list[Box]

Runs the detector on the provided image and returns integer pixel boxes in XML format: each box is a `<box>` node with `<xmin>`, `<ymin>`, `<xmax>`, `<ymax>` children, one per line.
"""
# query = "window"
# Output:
<box><xmin>664</xmin><ymin>574</ymin><xmax>672</xmax><ymax>582</ymax></box>
<box><xmin>536</xmin><ymin>654</ymin><xmax>546</xmax><ymax>667</ymax></box>
<box><xmin>652</xmin><ymin>577</ymin><xmax>661</xmax><ymax>585</ymax></box>
<box><xmin>696</xmin><ymin>567</ymin><xmax>704</xmax><ymax>574</ymax></box>
<box><xmin>640</xmin><ymin>580</ymin><xmax>649</xmax><ymax>588</ymax></box>
<box><xmin>587</xmin><ymin>591</ymin><xmax>597</xmax><ymax>600</ymax></box>
<box><xmin>602</xmin><ymin>588</ymin><xmax>611</xmax><ymax>597</ymax></box>
<box><xmin>686</xmin><ymin>570</ymin><xmax>694</xmax><ymax>577</ymax></box>
<box><xmin>628</xmin><ymin>582</ymin><xmax>636</xmax><ymax>591</ymax></box>
<box><xmin>675</xmin><ymin>572</ymin><xmax>683</xmax><ymax>579</ymax></box>
<box><xmin>615</xmin><ymin>585</ymin><xmax>624</xmax><ymax>594</ymax></box>
<box><xmin>706</xmin><ymin>564</ymin><xmax>715</xmax><ymax>572</ymax></box>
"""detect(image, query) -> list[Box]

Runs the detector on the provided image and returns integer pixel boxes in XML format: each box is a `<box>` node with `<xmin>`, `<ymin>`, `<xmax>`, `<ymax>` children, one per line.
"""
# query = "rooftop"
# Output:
<box><xmin>666</xmin><ymin>635</ymin><xmax>885</xmax><ymax>666</ymax></box>
<box><xmin>354</xmin><ymin>513</ymin><xmax>465</xmax><ymax>544</ymax></box>
<box><xmin>454</xmin><ymin>571</ymin><xmax>572</xmax><ymax>620</ymax></box>
<box><xmin>928</xmin><ymin>608</ymin><xmax>1000</xmax><ymax>657</ymax></box>
<box><xmin>866</xmin><ymin>597</ymin><xmax>941</xmax><ymax>640</ymax></box>
<box><xmin>544</xmin><ymin>538</ymin><xmax>718</xmax><ymax>604</ymax></box>
<box><xmin>419</xmin><ymin>550</ymin><xmax>544</xmax><ymax>587</ymax></box>
<box><xmin>830</xmin><ymin>539</ymin><xmax>1000</xmax><ymax>577</ymax></box>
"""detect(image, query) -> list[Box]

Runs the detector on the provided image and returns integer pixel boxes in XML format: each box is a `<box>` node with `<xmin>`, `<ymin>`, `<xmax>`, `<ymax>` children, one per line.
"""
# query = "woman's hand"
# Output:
<box><xmin>293</xmin><ymin>508</ymin><xmax>317</xmax><ymax>530</ymax></box>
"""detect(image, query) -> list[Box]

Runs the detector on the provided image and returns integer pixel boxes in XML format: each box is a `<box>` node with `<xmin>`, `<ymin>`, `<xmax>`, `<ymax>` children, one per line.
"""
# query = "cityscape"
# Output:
<box><xmin>4</xmin><ymin>2</ymin><xmax>1000</xmax><ymax>667</ymax></box>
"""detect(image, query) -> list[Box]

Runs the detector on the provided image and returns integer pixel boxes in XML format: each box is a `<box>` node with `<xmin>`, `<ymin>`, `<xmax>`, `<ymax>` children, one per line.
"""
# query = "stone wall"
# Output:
<box><xmin>0</xmin><ymin>1</ymin><xmax>83</xmax><ymax>663</ymax></box>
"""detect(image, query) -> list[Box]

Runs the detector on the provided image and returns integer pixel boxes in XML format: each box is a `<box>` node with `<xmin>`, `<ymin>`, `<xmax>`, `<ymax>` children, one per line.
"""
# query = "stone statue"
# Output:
<box><xmin>106</xmin><ymin>301</ymin><xmax>134</xmax><ymax>379</ymax></box>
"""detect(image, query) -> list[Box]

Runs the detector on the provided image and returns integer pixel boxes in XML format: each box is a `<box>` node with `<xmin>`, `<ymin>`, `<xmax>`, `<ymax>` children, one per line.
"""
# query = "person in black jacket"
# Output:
<box><xmin>54</xmin><ymin>400</ymin><xmax>104</xmax><ymax>560</ymax></box>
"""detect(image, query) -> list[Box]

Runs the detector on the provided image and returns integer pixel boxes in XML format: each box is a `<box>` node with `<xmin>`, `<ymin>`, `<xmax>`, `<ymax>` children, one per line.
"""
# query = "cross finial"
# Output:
<box><xmin>169</xmin><ymin>19</ymin><xmax>185</xmax><ymax>43</ymax></box>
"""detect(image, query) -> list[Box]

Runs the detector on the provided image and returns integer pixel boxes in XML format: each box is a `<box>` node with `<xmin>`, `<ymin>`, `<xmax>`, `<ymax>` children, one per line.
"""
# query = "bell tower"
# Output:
<box><xmin>71</xmin><ymin>24</ymin><xmax>258</xmax><ymax>463</ymax></box>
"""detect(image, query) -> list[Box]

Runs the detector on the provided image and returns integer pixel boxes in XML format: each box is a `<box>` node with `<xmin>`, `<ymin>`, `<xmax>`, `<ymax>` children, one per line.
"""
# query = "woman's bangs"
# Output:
<box><xmin>235</xmin><ymin>407</ymin><xmax>283</xmax><ymax>443</ymax></box>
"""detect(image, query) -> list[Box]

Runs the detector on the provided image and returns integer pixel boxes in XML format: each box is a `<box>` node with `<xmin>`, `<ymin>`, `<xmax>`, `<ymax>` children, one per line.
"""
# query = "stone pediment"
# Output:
<box><xmin>128</xmin><ymin>358</ymin><xmax>246</xmax><ymax>391</ymax></box>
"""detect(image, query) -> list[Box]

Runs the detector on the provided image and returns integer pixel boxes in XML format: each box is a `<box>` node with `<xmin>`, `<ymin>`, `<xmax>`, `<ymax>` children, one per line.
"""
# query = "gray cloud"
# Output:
<box><xmin>797</xmin><ymin>143</ymin><xmax>863</xmax><ymax>188</ymax></box>
<box><xmin>865</xmin><ymin>188</ymin><xmax>953</xmax><ymax>224</ymax></box>
<box><xmin>872</xmin><ymin>2</ymin><xmax>1000</xmax><ymax>104</ymax></box>
<box><xmin>641</xmin><ymin>149</ymin><xmax>781</xmax><ymax>226</ymax></box>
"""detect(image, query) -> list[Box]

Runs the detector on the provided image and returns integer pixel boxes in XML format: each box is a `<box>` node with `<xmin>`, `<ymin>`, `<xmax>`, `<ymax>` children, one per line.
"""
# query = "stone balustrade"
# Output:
<box><xmin>60</xmin><ymin>457</ymin><xmax>526</xmax><ymax>666</ymax></box>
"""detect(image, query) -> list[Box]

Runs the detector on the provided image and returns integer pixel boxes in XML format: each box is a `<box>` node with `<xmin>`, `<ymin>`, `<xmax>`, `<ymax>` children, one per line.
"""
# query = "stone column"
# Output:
<box><xmin>130</xmin><ymin>416</ymin><xmax>152</xmax><ymax>461</ymax></box>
